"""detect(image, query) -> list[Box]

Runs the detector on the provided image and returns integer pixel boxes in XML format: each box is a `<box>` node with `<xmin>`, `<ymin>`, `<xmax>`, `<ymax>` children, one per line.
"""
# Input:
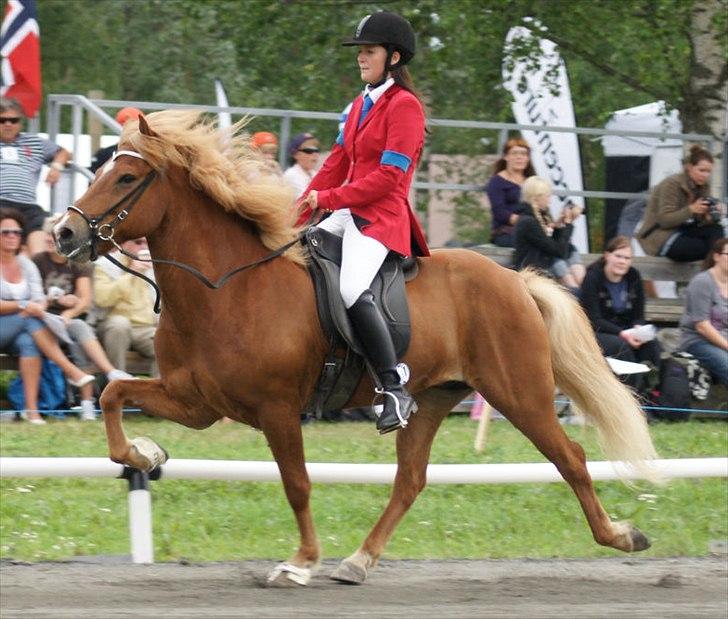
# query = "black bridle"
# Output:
<box><xmin>66</xmin><ymin>157</ymin><xmax>299</xmax><ymax>313</ymax></box>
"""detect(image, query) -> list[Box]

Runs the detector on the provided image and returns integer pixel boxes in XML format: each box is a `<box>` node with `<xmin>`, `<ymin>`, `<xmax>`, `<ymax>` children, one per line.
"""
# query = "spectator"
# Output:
<box><xmin>513</xmin><ymin>176</ymin><xmax>585</xmax><ymax>289</ymax></box>
<box><xmin>0</xmin><ymin>97</ymin><xmax>71</xmax><ymax>255</ymax></box>
<box><xmin>33</xmin><ymin>222</ymin><xmax>133</xmax><ymax>417</ymax></box>
<box><xmin>678</xmin><ymin>238</ymin><xmax>728</xmax><ymax>386</ymax></box>
<box><xmin>484</xmin><ymin>138</ymin><xmax>536</xmax><ymax>247</ymax></box>
<box><xmin>580</xmin><ymin>235</ymin><xmax>662</xmax><ymax>391</ymax></box>
<box><xmin>283</xmin><ymin>132</ymin><xmax>320</xmax><ymax>198</ymax></box>
<box><xmin>89</xmin><ymin>107</ymin><xmax>143</xmax><ymax>174</ymax></box>
<box><xmin>93</xmin><ymin>238</ymin><xmax>157</xmax><ymax>376</ymax></box>
<box><xmin>0</xmin><ymin>208</ymin><xmax>95</xmax><ymax>424</ymax></box>
<box><xmin>638</xmin><ymin>145</ymin><xmax>724</xmax><ymax>262</ymax></box>
<box><xmin>251</xmin><ymin>131</ymin><xmax>283</xmax><ymax>176</ymax></box>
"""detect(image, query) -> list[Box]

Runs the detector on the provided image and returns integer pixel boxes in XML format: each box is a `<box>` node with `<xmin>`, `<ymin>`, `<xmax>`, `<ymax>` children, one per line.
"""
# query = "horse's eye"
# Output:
<box><xmin>118</xmin><ymin>174</ymin><xmax>136</xmax><ymax>185</ymax></box>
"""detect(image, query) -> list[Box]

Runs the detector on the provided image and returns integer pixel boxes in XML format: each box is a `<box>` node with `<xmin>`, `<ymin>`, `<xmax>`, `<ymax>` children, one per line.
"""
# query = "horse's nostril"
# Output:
<box><xmin>58</xmin><ymin>226</ymin><xmax>73</xmax><ymax>240</ymax></box>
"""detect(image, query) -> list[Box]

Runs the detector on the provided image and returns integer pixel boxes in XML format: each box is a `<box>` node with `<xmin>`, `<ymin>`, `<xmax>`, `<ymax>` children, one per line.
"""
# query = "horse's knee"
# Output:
<box><xmin>284</xmin><ymin>477</ymin><xmax>312</xmax><ymax>511</ymax></box>
<box><xmin>99</xmin><ymin>381</ymin><xmax>125</xmax><ymax>411</ymax></box>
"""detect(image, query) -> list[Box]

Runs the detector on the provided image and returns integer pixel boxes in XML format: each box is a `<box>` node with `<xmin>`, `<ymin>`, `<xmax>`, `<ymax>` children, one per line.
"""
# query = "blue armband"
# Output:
<box><xmin>380</xmin><ymin>150</ymin><xmax>411</xmax><ymax>172</ymax></box>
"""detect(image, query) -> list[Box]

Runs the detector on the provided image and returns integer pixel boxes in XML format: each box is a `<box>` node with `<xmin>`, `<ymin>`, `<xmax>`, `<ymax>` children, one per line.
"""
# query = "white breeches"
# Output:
<box><xmin>317</xmin><ymin>208</ymin><xmax>389</xmax><ymax>308</ymax></box>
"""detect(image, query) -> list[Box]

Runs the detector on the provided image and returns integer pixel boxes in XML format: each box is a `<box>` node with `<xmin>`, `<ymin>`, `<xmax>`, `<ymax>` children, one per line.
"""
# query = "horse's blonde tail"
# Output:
<box><xmin>520</xmin><ymin>269</ymin><xmax>660</xmax><ymax>482</ymax></box>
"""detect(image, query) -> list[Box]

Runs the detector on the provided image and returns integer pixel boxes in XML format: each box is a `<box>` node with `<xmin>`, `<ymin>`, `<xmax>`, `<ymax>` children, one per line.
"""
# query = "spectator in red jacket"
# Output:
<box><xmin>297</xmin><ymin>11</ymin><xmax>428</xmax><ymax>435</ymax></box>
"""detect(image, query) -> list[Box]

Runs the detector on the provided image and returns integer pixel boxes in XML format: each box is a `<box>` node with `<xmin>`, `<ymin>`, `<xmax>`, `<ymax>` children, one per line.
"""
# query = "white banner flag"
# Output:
<box><xmin>214</xmin><ymin>77</ymin><xmax>231</xmax><ymax>130</ymax></box>
<box><xmin>503</xmin><ymin>26</ymin><xmax>589</xmax><ymax>252</ymax></box>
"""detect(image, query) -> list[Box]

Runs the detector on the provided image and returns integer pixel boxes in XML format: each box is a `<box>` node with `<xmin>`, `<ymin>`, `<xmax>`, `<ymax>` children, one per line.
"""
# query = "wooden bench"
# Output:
<box><xmin>468</xmin><ymin>245</ymin><xmax>702</xmax><ymax>326</ymax></box>
<box><xmin>0</xmin><ymin>351</ymin><xmax>153</xmax><ymax>376</ymax></box>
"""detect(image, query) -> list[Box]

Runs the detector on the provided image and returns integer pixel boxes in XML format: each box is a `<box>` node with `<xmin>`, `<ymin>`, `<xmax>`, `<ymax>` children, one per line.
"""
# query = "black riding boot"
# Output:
<box><xmin>347</xmin><ymin>290</ymin><xmax>417</xmax><ymax>434</ymax></box>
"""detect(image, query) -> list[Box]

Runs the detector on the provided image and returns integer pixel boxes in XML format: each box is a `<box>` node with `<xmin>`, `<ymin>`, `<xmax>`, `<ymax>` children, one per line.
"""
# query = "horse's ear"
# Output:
<box><xmin>138</xmin><ymin>114</ymin><xmax>158</xmax><ymax>137</ymax></box>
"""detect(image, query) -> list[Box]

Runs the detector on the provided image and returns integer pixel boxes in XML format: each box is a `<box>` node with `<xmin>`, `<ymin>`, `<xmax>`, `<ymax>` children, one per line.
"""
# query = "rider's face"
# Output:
<box><xmin>357</xmin><ymin>45</ymin><xmax>399</xmax><ymax>84</ymax></box>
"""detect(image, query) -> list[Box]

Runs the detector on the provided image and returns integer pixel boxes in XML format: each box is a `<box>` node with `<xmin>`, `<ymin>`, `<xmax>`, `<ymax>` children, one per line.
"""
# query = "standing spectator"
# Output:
<box><xmin>89</xmin><ymin>107</ymin><xmax>143</xmax><ymax>174</ymax></box>
<box><xmin>93</xmin><ymin>238</ymin><xmax>157</xmax><ymax>375</ymax></box>
<box><xmin>638</xmin><ymin>145</ymin><xmax>724</xmax><ymax>262</ymax></box>
<box><xmin>33</xmin><ymin>223</ymin><xmax>133</xmax><ymax>417</ymax></box>
<box><xmin>580</xmin><ymin>235</ymin><xmax>662</xmax><ymax>391</ymax></box>
<box><xmin>0</xmin><ymin>208</ymin><xmax>95</xmax><ymax>424</ymax></box>
<box><xmin>513</xmin><ymin>176</ymin><xmax>585</xmax><ymax>289</ymax></box>
<box><xmin>283</xmin><ymin>132</ymin><xmax>320</xmax><ymax>198</ymax></box>
<box><xmin>484</xmin><ymin>138</ymin><xmax>536</xmax><ymax>247</ymax></box>
<box><xmin>251</xmin><ymin>131</ymin><xmax>283</xmax><ymax>176</ymax></box>
<box><xmin>678</xmin><ymin>238</ymin><xmax>728</xmax><ymax>386</ymax></box>
<box><xmin>0</xmin><ymin>97</ymin><xmax>71</xmax><ymax>255</ymax></box>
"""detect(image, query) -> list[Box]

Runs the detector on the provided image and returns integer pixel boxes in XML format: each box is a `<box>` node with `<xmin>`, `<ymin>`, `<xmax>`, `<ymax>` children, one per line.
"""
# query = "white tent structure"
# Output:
<box><xmin>603</xmin><ymin>101</ymin><xmax>684</xmax><ymax>188</ymax></box>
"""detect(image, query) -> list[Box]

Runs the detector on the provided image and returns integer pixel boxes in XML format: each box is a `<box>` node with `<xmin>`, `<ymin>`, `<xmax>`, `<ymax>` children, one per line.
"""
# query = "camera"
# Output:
<box><xmin>704</xmin><ymin>197</ymin><xmax>721</xmax><ymax>222</ymax></box>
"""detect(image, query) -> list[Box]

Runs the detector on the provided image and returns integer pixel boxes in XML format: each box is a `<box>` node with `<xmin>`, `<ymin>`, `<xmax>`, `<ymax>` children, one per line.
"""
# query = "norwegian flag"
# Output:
<box><xmin>1</xmin><ymin>0</ymin><xmax>41</xmax><ymax>117</ymax></box>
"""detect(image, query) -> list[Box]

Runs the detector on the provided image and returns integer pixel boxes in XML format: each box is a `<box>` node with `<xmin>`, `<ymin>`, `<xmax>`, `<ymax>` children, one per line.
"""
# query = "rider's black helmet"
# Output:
<box><xmin>342</xmin><ymin>11</ymin><xmax>416</xmax><ymax>66</ymax></box>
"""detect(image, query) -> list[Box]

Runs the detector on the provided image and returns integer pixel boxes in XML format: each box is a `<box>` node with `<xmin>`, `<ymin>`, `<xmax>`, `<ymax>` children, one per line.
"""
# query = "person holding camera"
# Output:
<box><xmin>638</xmin><ymin>145</ymin><xmax>724</xmax><ymax>262</ymax></box>
<box><xmin>513</xmin><ymin>176</ymin><xmax>585</xmax><ymax>290</ymax></box>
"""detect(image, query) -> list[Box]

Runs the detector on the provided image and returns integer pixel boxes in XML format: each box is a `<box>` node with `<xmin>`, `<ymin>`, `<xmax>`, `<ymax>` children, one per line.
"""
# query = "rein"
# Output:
<box><xmin>68</xmin><ymin>150</ymin><xmax>300</xmax><ymax>314</ymax></box>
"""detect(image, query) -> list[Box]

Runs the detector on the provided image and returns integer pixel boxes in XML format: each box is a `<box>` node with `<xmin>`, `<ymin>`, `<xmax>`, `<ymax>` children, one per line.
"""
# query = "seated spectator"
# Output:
<box><xmin>33</xmin><ymin>221</ymin><xmax>133</xmax><ymax>417</ymax></box>
<box><xmin>638</xmin><ymin>145</ymin><xmax>724</xmax><ymax>262</ymax></box>
<box><xmin>484</xmin><ymin>138</ymin><xmax>535</xmax><ymax>247</ymax></box>
<box><xmin>0</xmin><ymin>97</ymin><xmax>71</xmax><ymax>255</ymax></box>
<box><xmin>513</xmin><ymin>176</ymin><xmax>585</xmax><ymax>289</ymax></box>
<box><xmin>93</xmin><ymin>238</ymin><xmax>158</xmax><ymax>375</ymax></box>
<box><xmin>89</xmin><ymin>107</ymin><xmax>143</xmax><ymax>174</ymax></box>
<box><xmin>0</xmin><ymin>208</ymin><xmax>95</xmax><ymax>424</ymax></box>
<box><xmin>678</xmin><ymin>238</ymin><xmax>728</xmax><ymax>386</ymax></box>
<box><xmin>580</xmin><ymin>235</ymin><xmax>662</xmax><ymax>391</ymax></box>
<box><xmin>283</xmin><ymin>132</ymin><xmax>320</xmax><ymax>198</ymax></box>
<box><xmin>251</xmin><ymin>131</ymin><xmax>283</xmax><ymax>176</ymax></box>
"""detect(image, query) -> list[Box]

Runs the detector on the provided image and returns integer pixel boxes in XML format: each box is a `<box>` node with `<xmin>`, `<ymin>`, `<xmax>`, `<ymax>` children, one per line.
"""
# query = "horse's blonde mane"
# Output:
<box><xmin>121</xmin><ymin>109</ymin><xmax>305</xmax><ymax>264</ymax></box>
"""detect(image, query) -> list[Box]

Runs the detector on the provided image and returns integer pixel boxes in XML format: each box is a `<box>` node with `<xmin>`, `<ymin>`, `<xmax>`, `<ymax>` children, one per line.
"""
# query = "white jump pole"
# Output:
<box><xmin>2</xmin><ymin>457</ymin><xmax>726</xmax><ymax>483</ymax></box>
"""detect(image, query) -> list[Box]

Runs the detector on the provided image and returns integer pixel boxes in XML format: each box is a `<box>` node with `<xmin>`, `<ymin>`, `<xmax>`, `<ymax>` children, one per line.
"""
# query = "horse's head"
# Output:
<box><xmin>55</xmin><ymin>115</ymin><xmax>165</xmax><ymax>263</ymax></box>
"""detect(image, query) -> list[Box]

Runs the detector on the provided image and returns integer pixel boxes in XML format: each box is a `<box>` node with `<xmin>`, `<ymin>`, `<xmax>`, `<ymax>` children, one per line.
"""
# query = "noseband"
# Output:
<box><xmin>66</xmin><ymin>149</ymin><xmax>299</xmax><ymax>314</ymax></box>
<box><xmin>67</xmin><ymin>150</ymin><xmax>157</xmax><ymax>262</ymax></box>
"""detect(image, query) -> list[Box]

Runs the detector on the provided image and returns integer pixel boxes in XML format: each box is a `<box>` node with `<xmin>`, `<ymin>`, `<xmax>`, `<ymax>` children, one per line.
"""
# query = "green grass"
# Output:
<box><xmin>1</xmin><ymin>415</ymin><xmax>726</xmax><ymax>562</ymax></box>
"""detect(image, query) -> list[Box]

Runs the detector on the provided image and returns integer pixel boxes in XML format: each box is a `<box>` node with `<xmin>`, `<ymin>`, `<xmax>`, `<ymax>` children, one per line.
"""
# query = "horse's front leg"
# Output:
<box><xmin>258</xmin><ymin>411</ymin><xmax>320</xmax><ymax>587</ymax></box>
<box><xmin>99</xmin><ymin>378</ymin><xmax>214</xmax><ymax>470</ymax></box>
<box><xmin>332</xmin><ymin>390</ymin><xmax>456</xmax><ymax>585</ymax></box>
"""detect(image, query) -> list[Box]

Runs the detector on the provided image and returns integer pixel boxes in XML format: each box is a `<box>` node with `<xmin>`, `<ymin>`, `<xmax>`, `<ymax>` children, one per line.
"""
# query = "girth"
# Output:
<box><xmin>303</xmin><ymin>227</ymin><xmax>418</xmax><ymax>417</ymax></box>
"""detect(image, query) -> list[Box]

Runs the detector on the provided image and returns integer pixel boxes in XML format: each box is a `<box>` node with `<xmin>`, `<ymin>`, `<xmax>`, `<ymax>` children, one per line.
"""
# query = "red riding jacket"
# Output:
<box><xmin>297</xmin><ymin>85</ymin><xmax>430</xmax><ymax>257</ymax></box>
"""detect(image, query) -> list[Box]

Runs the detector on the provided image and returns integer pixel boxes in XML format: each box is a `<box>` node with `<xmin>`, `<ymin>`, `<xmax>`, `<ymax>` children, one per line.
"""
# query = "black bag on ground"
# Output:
<box><xmin>651</xmin><ymin>356</ymin><xmax>692</xmax><ymax>421</ymax></box>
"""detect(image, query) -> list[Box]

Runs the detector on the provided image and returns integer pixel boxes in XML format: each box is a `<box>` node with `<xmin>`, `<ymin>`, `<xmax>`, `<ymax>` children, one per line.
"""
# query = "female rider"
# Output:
<box><xmin>298</xmin><ymin>11</ymin><xmax>429</xmax><ymax>434</ymax></box>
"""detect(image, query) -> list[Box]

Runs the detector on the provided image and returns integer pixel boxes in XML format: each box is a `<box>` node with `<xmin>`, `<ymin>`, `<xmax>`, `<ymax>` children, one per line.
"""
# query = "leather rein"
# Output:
<box><xmin>67</xmin><ymin>150</ymin><xmax>299</xmax><ymax>313</ymax></box>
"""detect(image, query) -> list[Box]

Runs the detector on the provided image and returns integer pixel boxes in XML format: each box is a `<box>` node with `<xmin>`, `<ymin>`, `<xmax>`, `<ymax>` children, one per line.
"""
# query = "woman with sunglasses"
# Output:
<box><xmin>283</xmin><ymin>133</ymin><xmax>320</xmax><ymax>198</ymax></box>
<box><xmin>0</xmin><ymin>208</ymin><xmax>95</xmax><ymax>424</ymax></box>
<box><xmin>297</xmin><ymin>11</ymin><xmax>429</xmax><ymax>435</ymax></box>
<box><xmin>0</xmin><ymin>97</ymin><xmax>70</xmax><ymax>255</ymax></box>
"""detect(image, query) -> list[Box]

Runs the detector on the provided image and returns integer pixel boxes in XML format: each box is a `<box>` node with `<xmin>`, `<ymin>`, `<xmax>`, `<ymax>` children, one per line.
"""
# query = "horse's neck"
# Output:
<box><xmin>147</xmin><ymin>182</ymin><xmax>273</xmax><ymax>312</ymax></box>
<box><xmin>151</xmin><ymin>184</ymin><xmax>267</xmax><ymax>270</ymax></box>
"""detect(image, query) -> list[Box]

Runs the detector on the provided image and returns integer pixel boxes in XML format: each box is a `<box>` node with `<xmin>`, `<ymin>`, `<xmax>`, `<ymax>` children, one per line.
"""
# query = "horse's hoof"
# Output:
<box><xmin>630</xmin><ymin>525</ymin><xmax>651</xmax><ymax>552</ymax></box>
<box><xmin>265</xmin><ymin>562</ymin><xmax>311</xmax><ymax>587</ymax></box>
<box><xmin>330</xmin><ymin>558</ymin><xmax>367</xmax><ymax>584</ymax></box>
<box><xmin>129</xmin><ymin>437</ymin><xmax>168</xmax><ymax>472</ymax></box>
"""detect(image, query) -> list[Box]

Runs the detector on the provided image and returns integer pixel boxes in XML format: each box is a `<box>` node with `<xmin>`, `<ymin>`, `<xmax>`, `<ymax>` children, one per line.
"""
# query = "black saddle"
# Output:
<box><xmin>303</xmin><ymin>227</ymin><xmax>418</xmax><ymax>417</ymax></box>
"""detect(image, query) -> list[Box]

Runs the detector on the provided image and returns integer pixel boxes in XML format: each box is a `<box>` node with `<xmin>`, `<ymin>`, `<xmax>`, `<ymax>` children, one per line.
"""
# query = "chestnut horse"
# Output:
<box><xmin>55</xmin><ymin>110</ymin><xmax>657</xmax><ymax>587</ymax></box>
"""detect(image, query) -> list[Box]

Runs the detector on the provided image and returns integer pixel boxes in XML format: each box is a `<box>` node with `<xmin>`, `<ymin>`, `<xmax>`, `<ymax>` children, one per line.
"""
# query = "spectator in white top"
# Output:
<box><xmin>0</xmin><ymin>97</ymin><xmax>71</xmax><ymax>256</ymax></box>
<box><xmin>283</xmin><ymin>132</ymin><xmax>320</xmax><ymax>198</ymax></box>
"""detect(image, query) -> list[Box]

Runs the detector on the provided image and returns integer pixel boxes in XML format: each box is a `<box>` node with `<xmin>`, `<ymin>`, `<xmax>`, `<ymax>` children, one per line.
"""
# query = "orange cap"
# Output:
<box><xmin>116</xmin><ymin>107</ymin><xmax>143</xmax><ymax>125</ymax></box>
<box><xmin>252</xmin><ymin>131</ymin><xmax>278</xmax><ymax>148</ymax></box>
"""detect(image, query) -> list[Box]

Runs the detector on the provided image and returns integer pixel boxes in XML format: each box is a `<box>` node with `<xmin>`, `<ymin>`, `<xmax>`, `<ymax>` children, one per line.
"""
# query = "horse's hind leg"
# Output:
<box><xmin>258</xmin><ymin>412</ymin><xmax>320</xmax><ymax>587</ymax></box>
<box><xmin>495</xmin><ymin>388</ymin><xmax>649</xmax><ymax>553</ymax></box>
<box><xmin>99</xmin><ymin>378</ymin><xmax>213</xmax><ymax>470</ymax></box>
<box><xmin>331</xmin><ymin>388</ymin><xmax>465</xmax><ymax>584</ymax></box>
